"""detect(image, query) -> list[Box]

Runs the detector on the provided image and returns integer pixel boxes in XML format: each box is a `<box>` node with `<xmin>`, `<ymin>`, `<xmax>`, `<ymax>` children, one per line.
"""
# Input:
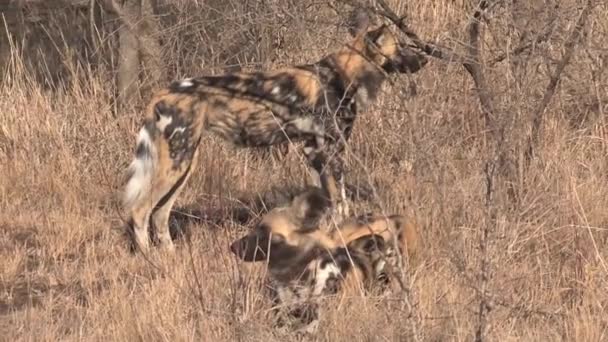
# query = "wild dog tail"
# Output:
<box><xmin>123</xmin><ymin>121</ymin><xmax>158</xmax><ymax>212</ymax></box>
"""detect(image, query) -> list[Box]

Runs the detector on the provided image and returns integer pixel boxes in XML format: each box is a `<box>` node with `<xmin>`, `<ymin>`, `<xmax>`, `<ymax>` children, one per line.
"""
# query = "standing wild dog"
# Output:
<box><xmin>122</xmin><ymin>9</ymin><xmax>427</xmax><ymax>252</ymax></box>
<box><xmin>229</xmin><ymin>187</ymin><xmax>419</xmax><ymax>334</ymax></box>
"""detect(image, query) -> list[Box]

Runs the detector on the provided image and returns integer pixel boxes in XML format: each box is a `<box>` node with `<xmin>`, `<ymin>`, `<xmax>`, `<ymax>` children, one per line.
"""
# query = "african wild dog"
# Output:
<box><xmin>229</xmin><ymin>187</ymin><xmax>419</xmax><ymax>334</ymax></box>
<box><xmin>122</xmin><ymin>9</ymin><xmax>427</xmax><ymax>252</ymax></box>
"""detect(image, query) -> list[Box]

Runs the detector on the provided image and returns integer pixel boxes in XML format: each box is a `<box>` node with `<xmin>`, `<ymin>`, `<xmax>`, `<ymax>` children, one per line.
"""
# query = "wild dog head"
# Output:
<box><xmin>330</xmin><ymin>8</ymin><xmax>427</xmax><ymax>110</ymax></box>
<box><xmin>230</xmin><ymin>187</ymin><xmax>334</xmax><ymax>281</ymax></box>
<box><xmin>230</xmin><ymin>187</ymin><xmax>334</xmax><ymax>333</ymax></box>
<box><xmin>347</xmin><ymin>8</ymin><xmax>428</xmax><ymax>76</ymax></box>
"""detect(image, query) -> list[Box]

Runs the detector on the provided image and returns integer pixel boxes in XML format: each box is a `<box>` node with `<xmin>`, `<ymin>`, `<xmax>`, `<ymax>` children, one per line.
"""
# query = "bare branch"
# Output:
<box><xmin>104</xmin><ymin>0</ymin><xmax>163</xmax><ymax>104</ymax></box>
<box><xmin>463</xmin><ymin>0</ymin><xmax>496</xmax><ymax>130</ymax></box>
<box><xmin>374</xmin><ymin>0</ymin><xmax>468</xmax><ymax>63</ymax></box>
<box><xmin>369</xmin><ymin>2</ymin><xmax>505</xmax><ymax>341</ymax></box>
<box><xmin>372</xmin><ymin>0</ymin><xmax>499</xmax><ymax>134</ymax></box>
<box><xmin>524</xmin><ymin>0</ymin><xmax>594</xmax><ymax>164</ymax></box>
<box><xmin>489</xmin><ymin>12</ymin><xmax>559</xmax><ymax>66</ymax></box>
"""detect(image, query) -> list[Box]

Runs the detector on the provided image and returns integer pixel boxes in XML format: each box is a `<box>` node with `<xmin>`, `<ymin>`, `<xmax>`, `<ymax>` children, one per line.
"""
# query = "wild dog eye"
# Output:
<box><xmin>270</xmin><ymin>233</ymin><xmax>285</xmax><ymax>244</ymax></box>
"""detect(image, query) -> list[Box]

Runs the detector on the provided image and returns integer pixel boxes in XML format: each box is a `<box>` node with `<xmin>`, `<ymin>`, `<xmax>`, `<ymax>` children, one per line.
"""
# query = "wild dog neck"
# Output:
<box><xmin>328</xmin><ymin>42</ymin><xmax>387</xmax><ymax>108</ymax></box>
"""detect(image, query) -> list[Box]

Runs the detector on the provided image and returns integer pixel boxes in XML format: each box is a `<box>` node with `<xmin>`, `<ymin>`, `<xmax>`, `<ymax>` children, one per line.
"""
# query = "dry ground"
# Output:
<box><xmin>1</xmin><ymin>0</ymin><xmax>607</xmax><ymax>341</ymax></box>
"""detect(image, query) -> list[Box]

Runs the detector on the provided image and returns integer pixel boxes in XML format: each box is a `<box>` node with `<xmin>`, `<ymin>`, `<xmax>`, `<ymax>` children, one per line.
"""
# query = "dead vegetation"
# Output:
<box><xmin>1</xmin><ymin>0</ymin><xmax>607</xmax><ymax>340</ymax></box>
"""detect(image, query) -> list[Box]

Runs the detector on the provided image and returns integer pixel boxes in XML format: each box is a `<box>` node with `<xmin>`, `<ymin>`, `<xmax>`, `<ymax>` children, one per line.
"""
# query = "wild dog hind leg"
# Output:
<box><xmin>123</xmin><ymin>95</ymin><xmax>201</xmax><ymax>252</ymax></box>
<box><xmin>150</xmin><ymin>147</ymin><xmax>200</xmax><ymax>251</ymax></box>
<box><xmin>124</xmin><ymin>120</ymin><xmax>158</xmax><ymax>252</ymax></box>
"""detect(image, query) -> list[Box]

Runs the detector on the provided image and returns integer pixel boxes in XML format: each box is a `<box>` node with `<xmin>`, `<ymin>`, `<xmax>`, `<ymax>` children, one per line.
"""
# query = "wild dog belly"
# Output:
<box><xmin>205</xmin><ymin>100</ymin><xmax>312</xmax><ymax>147</ymax></box>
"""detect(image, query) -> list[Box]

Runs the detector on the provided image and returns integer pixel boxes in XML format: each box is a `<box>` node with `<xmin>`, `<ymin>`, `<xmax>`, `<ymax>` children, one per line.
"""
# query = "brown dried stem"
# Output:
<box><xmin>371</xmin><ymin>1</ymin><xmax>503</xmax><ymax>340</ymax></box>
<box><xmin>524</xmin><ymin>0</ymin><xmax>594</xmax><ymax>165</ymax></box>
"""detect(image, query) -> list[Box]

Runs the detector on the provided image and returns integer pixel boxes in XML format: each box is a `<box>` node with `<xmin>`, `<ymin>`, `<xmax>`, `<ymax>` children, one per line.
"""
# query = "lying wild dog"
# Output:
<box><xmin>229</xmin><ymin>187</ymin><xmax>419</xmax><ymax>334</ymax></box>
<box><xmin>122</xmin><ymin>9</ymin><xmax>427</xmax><ymax>252</ymax></box>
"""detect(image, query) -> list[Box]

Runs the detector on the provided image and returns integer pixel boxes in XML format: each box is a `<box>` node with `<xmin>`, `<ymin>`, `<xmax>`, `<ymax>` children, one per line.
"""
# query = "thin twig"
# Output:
<box><xmin>524</xmin><ymin>0</ymin><xmax>594</xmax><ymax>165</ymax></box>
<box><xmin>463</xmin><ymin>1</ymin><xmax>496</xmax><ymax>134</ymax></box>
<box><xmin>489</xmin><ymin>14</ymin><xmax>558</xmax><ymax>67</ymax></box>
<box><xmin>374</xmin><ymin>0</ymin><xmax>468</xmax><ymax>64</ymax></box>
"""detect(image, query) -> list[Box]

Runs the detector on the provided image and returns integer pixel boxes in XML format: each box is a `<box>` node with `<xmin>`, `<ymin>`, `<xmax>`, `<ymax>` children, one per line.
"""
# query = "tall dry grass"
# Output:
<box><xmin>1</xmin><ymin>0</ymin><xmax>607</xmax><ymax>341</ymax></box>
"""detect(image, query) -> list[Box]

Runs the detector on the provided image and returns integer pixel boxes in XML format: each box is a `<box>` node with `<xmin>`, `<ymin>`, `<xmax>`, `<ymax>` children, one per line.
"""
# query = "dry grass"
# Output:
<box><xmin>1</xmin><ymin>0</ymin><xmax>607</xmax><ymax>341</ymax></box>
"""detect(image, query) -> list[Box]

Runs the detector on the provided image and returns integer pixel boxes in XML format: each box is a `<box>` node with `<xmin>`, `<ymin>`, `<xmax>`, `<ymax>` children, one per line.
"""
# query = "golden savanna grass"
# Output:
<box><xmin>1</xmin><ymin>0</ymin><xmax>607</xmax><ymax>340</ymax></box>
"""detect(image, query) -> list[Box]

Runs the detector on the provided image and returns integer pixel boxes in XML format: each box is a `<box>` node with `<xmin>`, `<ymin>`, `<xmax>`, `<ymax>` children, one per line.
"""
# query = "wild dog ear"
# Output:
<box><xmin>347</xmin><ymin>8</ymin><xmax>371</xmax><ymax>36</ymax></box>
<box><xmin>347</xmin><ymin>234</ymin><xmax>387</xmax><ymax>254</ymax></box>
<box><xmin>229</xmin><ymin>233</ymin><xmax>269</xmax><ymax>262</ymax></box>
<box><xmin>289</xmin><ymin>187</ymin><xmax>330</xmax><ymax>230</ymax></box>
<box><xmin>399</xmin><ymin>48</ymin><xmax>429</xmax><ymax>73</ymax></box>
<box><xmin>364</xmin><ymin>25</ymin><xmax>389</xmax><ymax>47</ymax></box>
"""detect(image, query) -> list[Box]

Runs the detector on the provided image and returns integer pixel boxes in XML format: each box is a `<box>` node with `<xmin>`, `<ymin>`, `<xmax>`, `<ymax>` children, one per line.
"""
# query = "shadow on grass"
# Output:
<box><xmin>121</xmin><ymin>181</ymin><xmax>374</xmax><ymax>253</ymax></box>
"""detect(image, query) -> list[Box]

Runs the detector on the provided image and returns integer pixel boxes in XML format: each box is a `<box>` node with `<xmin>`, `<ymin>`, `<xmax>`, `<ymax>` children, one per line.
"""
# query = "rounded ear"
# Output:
<box><xmin>229</xmin><ymin>234</ymin><xmax>269</xmax><ymax>262</ymax></box>
<box><xmin>289</xmin><ymin>187</ymin><xmax>330</xmax><ymax>230</ymax></box>
<box><xmin>348</xmin><ymin>234</ymin><xmax>387</xmax><ymax>254</ymax></box>
<box><xmin>365</xmin><ymin>24</ymin><xmax>387</xmax><ymax>44</ymax></box>
<box><xmin>399</xmin><ymin>48</ymin><xmax>429</xmax><ymax>73</ymax></box>
<box><xmin>347</xmin><ymin>8</ymin><xmax>371</xmax><ymax>36</ymax></box>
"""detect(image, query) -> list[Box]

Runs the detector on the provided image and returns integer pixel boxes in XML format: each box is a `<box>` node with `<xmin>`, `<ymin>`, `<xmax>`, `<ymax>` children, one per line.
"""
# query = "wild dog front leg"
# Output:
<box><xmin>328</xmin><ymin>147</ymin><xmax>349</xmax><ymax>220</ymax></box>
<box><xmin>303</xmin><ymin>140</ymin><xmax>323</xmax><ymax>188</ymax></box>
<box><xmin>303</xmin><ymin>139</ymin><xmax>322</xmax><ymax>189</ymax></box>
<box><xmin>322</xmin><ymin>126</ymin><xmax>350</xmax><ymax>220</ymax></box>
<box><xmin>303</xmin><ymin>152</ymin><xmax>349</xmax><ymax>221</ymax></box>
<box><xmin>290</xmin><ymin>117</ymin><xmax>333</xmax><ymax>196</ymax></box>
<box><xmin>292</xmin><ymin>116</ymin><xmax>344</xmax><ymax>218</ymax></box>
<box><xmin>302</xmin><ymin>142</ymin><xmax>341</xmax><ymax>212</ymax></box>
<box><xmin>307</xmin><ymin>146</ymin><xmax>349</xmax><ymax>220</ymax></box>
